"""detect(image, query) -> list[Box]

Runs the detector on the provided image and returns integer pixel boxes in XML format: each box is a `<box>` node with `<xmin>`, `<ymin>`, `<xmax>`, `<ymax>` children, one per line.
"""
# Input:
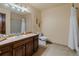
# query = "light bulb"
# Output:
<box><xmin>11</xmin><ymin>6</ymin><xmax>15</xmax><ymax>9</ymax></box>
<box><xmin>17</xmin><ymin>8</ymin><xmax>21</xmax><ymax>12</ymax></box>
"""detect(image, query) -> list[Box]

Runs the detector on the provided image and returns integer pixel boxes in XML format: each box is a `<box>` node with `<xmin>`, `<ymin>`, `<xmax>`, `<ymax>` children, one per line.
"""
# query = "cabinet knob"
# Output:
<box><xmin>0</xmin><ymin>51</ymin><xmax>2</xmax><ymax>54</ymax></box>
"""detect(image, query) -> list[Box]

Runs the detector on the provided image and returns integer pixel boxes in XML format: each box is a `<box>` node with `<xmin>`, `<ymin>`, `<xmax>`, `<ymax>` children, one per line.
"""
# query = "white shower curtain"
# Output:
<box><xmin>21</xmin><ymin>18</ymin><xmax>26</xmax><ymax>33</ymax></box>
<box><xmin>68</xmin><ymin>7</ymin><xmax>78</xmax><ymax>51</ymax></box>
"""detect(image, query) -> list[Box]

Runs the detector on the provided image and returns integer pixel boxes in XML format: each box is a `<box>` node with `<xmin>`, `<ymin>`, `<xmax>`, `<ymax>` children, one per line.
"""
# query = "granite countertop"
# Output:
<box><xmin>0</xmin><ymin>33</ymin><xmax>38</xmax><ymax>45</ymax></box>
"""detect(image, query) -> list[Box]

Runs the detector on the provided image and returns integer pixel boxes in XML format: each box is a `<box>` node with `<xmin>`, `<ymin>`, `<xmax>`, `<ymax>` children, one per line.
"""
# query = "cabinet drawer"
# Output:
<box><xmin>13</xmin><ymin>38</ymin><xmax>33</xmax><ymax>48</ymax></box>
<box><xmin>0</xmin><ymin>46</ymin><xmax>12</xmax><ymax>54</ymax></box>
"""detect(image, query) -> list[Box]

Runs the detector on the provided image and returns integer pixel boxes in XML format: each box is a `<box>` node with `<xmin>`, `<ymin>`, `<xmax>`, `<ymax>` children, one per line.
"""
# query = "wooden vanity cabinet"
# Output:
<box><xmin>0</xmin><ymin>35</ymin><xmax>38</xmax><ymax>56</ymax></box>
<box><xmin>13</xmin><ymin>37</ymin><xmax>34</xmax><ymax>56</ymax></box>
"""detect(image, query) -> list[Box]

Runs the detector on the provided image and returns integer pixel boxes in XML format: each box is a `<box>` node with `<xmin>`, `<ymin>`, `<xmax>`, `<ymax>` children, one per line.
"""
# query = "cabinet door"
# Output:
<box><xmin>26</xmin><ymin>40</ymin><xmax>33</xmax><ymax>56</ymax></box>
<box><xmin>13</xmin><ymin>45</ymin><xmax>25</xmax><ymax>56</ymax></box>
<box><xmin>0</xmin><ymin>46</ymin><xmax>12</xmax><ymax>56</ymax></box>
<box><xmin>33</xmin><ymin>36</ymin><xmax>38</xmax><ymax>52</ymax></box>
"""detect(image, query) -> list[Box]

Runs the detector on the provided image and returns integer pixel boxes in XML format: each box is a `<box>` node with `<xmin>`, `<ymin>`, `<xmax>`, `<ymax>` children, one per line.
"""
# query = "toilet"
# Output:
<box><xmin>38</xmin><ymin>33</ymin><xmax>47</xmax><ymax>47</ymax></box>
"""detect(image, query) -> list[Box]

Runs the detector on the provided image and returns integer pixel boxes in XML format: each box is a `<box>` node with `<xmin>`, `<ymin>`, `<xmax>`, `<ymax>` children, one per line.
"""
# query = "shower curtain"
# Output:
<box><xmin>68</xmin><ymin>7</ymin><xmax>78</xmax><ymax>51</ymax></box>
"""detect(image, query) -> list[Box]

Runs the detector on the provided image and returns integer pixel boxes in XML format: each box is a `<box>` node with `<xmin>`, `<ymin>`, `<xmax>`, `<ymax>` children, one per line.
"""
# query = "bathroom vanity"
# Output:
<box><xmin>0</xmin><ymin>33</ymin><xmax>38</xmax><ymax>56</ymax></box>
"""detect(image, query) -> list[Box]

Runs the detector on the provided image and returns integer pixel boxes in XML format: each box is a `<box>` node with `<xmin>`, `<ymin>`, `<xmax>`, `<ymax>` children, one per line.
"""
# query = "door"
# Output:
<box><xmin>13</xmin><ymin>45</ymin><xmax>25</xmax><ymax>56</ymax></box>
<box><xmin>0</xmin><ymin>13</ymin><xmax>6</xmax><ymax>34</ymax></box>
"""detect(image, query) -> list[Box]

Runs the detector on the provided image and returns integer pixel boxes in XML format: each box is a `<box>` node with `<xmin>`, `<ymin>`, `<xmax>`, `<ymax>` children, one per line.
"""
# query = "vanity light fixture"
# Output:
<box><xmin>3</xmin><ymin>3</ymin><xmax>30</xmax><ymax>13</ymax></box>
<box><xmin>4</xmin><ymin>3</ymin><xmax>10</xmax><ymax>7</ymax></box>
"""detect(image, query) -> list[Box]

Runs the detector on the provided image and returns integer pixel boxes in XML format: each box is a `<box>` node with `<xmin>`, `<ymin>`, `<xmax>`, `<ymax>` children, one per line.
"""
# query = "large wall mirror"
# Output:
<box><xmin>10</xmin><ymin>12</ymin><xmax>27</xmax><ymax>34</ymax></box>
<box><xmin>0</xmin><ymin>3</ymin><xmax>31</xmax><ymax>35</ymax></box>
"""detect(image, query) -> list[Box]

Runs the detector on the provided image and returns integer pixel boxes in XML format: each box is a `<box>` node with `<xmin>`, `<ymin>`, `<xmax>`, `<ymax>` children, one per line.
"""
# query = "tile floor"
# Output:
<box><xmin>33</xmin><ymin>44</ymin><xmax>77</xmax><ymax>56</ymax></box>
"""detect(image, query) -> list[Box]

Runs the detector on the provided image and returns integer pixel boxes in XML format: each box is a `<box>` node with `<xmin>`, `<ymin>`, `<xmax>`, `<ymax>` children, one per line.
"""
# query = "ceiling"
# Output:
<box><xmin>29</xmin><ymin>3</ymin><xmax>67</xmax><ymax>11</ymax></box>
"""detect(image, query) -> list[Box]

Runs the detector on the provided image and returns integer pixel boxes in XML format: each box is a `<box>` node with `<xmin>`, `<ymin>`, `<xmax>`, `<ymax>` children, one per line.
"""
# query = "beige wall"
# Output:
<box><xmin>41</xmin><ymin>4</ymin><xmax>71</xmax><ymax>46</ymax></box>
<box><xmin>25</xmin><ymin>5</ymin><xmax>41</xmax><ymax>33</ymax></box>
<box><xmin>0</xmin><ymin>7</ymin><xmax>11</xmax><ymax>35</ymax></box>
